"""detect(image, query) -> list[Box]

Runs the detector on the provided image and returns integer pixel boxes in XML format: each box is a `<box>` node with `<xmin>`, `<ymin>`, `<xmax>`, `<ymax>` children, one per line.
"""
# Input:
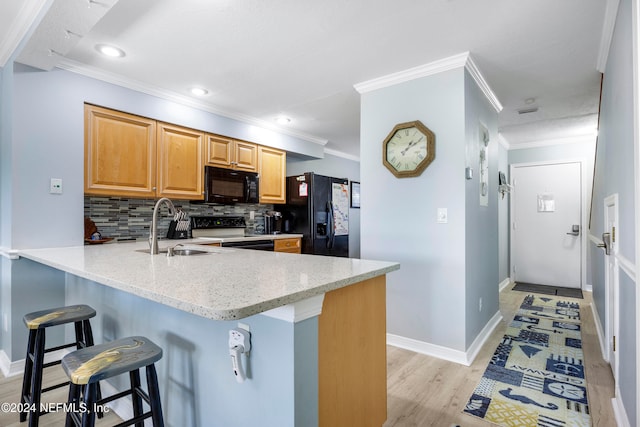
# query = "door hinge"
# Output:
<box><xmin>613</xmin><ymin>335</ymin><xmax>616</xmax><ymax>352</ymax></box>
<box><xmin>612</xmin><ymin>226</ymin><xmax>616</xmax><ymax>243</ymax></box>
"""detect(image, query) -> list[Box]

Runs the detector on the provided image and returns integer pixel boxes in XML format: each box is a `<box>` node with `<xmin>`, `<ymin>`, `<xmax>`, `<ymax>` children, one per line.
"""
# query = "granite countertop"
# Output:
<box><xmin>19</xmin><ymin>241</ymin><xmax>399</xmax><ymax>321</ymax></box>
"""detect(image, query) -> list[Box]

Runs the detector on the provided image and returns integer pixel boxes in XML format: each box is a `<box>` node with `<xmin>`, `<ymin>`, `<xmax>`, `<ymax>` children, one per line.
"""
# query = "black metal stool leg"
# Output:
<box><xmin>146</xmin><ymin>364</ymin><xmax>165</xmax><ymax>427</ymax></box>
<box><xmin>80</xmin><ymin>383</ymin><xmax>97</xmax><ymax>427</ymax></box>
<box><xmin>28</xmin><ymin>329</ymin><xmax>46</xmax><ymax>427</ymax></box>
<box><xmin>65</xmin><ymin>382</ymin><xmax>80</xmax><ymax>427</ymax></box>
<box><xmin>20</xmin><ymin>329</ymin><xmax>37</xmax><ymax>422</ymax></box>
<box><xmin>81</xmin><ymin>319</ymin><xmax>103</xmax><ymax>419</ymax></box>
<box><xmin>130</xmin><ymin>369</ymin><xmax>144</xmax><ymax>427</ymax></box>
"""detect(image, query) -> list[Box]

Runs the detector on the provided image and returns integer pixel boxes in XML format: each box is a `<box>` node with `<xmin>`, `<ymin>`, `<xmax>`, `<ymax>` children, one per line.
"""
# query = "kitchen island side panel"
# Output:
<box><xmin>319</xmin><ymin>275</ymin><xmax>387</xmax><ymax>427</ymax></box>
<box><xmin>65</xmin><ymin>274</ymin><xmax>313</xmax><ymax>427</ymax></box>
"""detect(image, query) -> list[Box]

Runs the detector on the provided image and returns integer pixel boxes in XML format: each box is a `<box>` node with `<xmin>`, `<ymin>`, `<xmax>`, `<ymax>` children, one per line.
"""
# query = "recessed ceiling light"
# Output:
<box><xmin>95</xmin><ymin>44</ymin><xmax>125</xmax><ymax>58</ymax></box>
<box><xmin>275</xmin><ymin>116</ymin><xmax>291</xmax><ymax>125</ymax></box>
<box><xmin>190</xmin><ymin>87</ymin><xmax>209</xmax><ymax>96</ymax></box>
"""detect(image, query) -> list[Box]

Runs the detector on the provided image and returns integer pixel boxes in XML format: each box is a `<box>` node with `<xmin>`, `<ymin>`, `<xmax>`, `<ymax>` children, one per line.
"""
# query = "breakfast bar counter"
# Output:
<box><xmin>19</xmin><ymin>241</ymin><xmax>398</xmax><ymax>320</ymax></box>
<box><xmin>18</xmin><ymin>242</ymin><xmax>399</xmax><ymax>427</ymax></box>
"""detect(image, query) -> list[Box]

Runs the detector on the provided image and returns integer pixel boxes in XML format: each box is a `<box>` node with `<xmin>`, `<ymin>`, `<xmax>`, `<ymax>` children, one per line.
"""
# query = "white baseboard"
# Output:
<box><xmin>0</xmin><ymin>348</ymin><xmax>71</xmax><ymax>378</ymax></box>
<box><xmin>612</xmin><ymin>395</ymin><xmax>631</xmax><ymax>427</ymax></box>
<box><xmin>499</xmin><ymin>277</ymin><xmax>512</xmax><ymax>292</ymax></box>
<box><xmin>589</xmin><ymin>302</ymin><xmax>608</xmax><ymax>362</ymax></box>
<box><xmin>584</xmin><ymin>283</ymin><xmax>593</xmax><ymax>292</ymax></box>
<box><xmin>387</xmin><ymin>309</ymin><xmax>502</xmax><ymax>366</ymax></box>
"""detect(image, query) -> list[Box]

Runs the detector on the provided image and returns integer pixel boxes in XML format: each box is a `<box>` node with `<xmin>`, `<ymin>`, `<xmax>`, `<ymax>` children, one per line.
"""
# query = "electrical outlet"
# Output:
<box><xmin>50</xmin><ymin>178</ymin><xmax>63</xmax><ymax>194</ymax></box>
<box><xmin>229</xmin><ymin>328</ymin><xmax>251</xmax><ymax>353</ymax></box>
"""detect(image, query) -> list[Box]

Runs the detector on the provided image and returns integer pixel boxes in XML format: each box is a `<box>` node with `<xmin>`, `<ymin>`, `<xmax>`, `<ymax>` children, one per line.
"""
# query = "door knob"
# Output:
<box><xmin>566</xmin><ymin>224</ymin><xmax>580</xmax><ymax>236</ymax></box>
<box><xmin>597</xmin><ymin>232</ymin><xmax>611</xmax><ymax>255</ymax></box>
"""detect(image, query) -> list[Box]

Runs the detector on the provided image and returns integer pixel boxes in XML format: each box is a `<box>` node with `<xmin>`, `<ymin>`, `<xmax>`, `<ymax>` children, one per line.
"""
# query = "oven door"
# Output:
<box><xmin>221</xmin><ymin>240</ymin><xmax>275</xmax><ymax>251</ymax></box>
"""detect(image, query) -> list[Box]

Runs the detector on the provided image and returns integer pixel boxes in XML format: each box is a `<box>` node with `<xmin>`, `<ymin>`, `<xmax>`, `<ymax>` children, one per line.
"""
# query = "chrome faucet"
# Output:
<box><xmin>149</xmin><ymin>197</ymin><xmax>176</xmax><ymax>254</ymax></box>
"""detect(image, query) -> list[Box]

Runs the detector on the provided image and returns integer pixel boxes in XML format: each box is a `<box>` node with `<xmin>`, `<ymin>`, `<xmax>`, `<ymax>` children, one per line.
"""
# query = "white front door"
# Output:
<box><xmin>511</xmin><ymin>162</ymin><xmax>582</xmax><ymax>288</ymax></box>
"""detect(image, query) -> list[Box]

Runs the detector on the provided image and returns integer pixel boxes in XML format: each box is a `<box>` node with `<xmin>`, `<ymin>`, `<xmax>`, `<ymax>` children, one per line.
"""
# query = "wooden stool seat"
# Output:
<box><xmin>21</xmin><ymin>304</ymin><xmax>98</xmax><ymax>427</ymax></box>
<box><xmin>62</xmin><ymin>336</ymin><xmax>164</xmax><ymax>427</ymax></box>
<box><xmin>23</xmin><ymin>304</ymin><xmax>96</xmax><ymax>330</ymax></box>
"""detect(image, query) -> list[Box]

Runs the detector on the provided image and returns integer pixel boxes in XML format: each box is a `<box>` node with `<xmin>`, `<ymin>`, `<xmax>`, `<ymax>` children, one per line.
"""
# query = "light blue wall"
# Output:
<box><xmin>589</xmin><ymin>0</ymin><xmax>637</xmax><ymax>421</ymax></box>
<box><xmin>287</xmin><ymin>153</ymin><xmax>361</xmax><ymax>258</ymax></box>
<box><xmin>361</xmin><ymin>67</ymin><xmax>469</xmax><ymax>351</ymax></box>
<box><xmin>463</xmin><ymin>70</ymin><xmax>499</xmax><ymax>347</ymax></box>
<box><xmin>65</xmin><ymin>275</ymin><xmax>316</xmax><ymax>427</ymax></box>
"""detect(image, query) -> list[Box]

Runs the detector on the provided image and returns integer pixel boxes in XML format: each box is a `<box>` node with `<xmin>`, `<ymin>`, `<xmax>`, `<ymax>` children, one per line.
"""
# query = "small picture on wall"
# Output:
<box><xmin>350</xmin><ymin>181</ymin><xmax>360</xmax><ymax>208</ymax></box>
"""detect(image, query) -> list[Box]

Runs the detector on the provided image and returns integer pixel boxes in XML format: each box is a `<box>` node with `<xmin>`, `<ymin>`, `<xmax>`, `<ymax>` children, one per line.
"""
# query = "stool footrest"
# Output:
<box><xmin>45</xmin><ymin>341</ymin><xmax>81</xmax><ymax>353</ymax></box>
<box><xmin>41</xmin><ymin>380</ymin><xmax>69</xmax><ymax>394</ymax></box>
<box><xmin>112</xmin><ymin>412</ymin><xmax>152</xmax><ymax>427</ymax></box>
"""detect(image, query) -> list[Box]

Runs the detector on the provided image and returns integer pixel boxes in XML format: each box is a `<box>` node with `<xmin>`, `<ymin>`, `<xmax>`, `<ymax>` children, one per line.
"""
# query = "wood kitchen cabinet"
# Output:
<box><xmin>206</xmin><ymin>134</ymin><xmax>258</xmax><ymax>172</ymax></box>
<box><xmin>258</xmin><ymin>146</ymin><xmax>286</xmax><ymax>204</ymax></box>
<box><xmin>157</xmin><ymin>122</ymin><xmax>204</xmax><ymax>200</ymax></box>
<box><xmin>84</xmin><ymin>105</ymin><xmax>157</xmax><ymax>198</ymax></box>
<box><xmin>85</xmin><ymin>105</ymin><xmax>204</xmax><ymax>200</ymax></box>
<box><xmin>274</xmin><ymin>237</ymin><xmax>301</xmax><ymax>254</ymax></box>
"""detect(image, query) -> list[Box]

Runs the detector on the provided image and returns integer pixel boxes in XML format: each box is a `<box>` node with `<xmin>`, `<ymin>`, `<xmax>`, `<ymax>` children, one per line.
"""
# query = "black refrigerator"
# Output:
<box><xmin>282</xmin><ymin>173</ymin><xmax>349</xmax><ymax>257</ymax></box>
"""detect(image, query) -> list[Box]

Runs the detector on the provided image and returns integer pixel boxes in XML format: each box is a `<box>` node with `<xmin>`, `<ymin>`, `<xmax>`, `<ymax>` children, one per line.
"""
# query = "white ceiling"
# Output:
<box><xmin>2</xmin><ymin>0</ymin><xmax>608</xmax><ymax>158</ymax></box>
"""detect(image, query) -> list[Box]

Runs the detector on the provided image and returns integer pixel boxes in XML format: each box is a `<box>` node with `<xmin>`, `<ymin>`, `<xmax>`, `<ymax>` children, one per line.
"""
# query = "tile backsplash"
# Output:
<box><xmin>84</xmin><ymin>196</ymin><xmax>274</xmax><ymax>241</ymax></box>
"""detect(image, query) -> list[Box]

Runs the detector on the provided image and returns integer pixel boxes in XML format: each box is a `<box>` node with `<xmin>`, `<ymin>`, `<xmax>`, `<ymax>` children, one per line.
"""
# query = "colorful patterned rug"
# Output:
<box><xmin>463</xmin><ymin>294</ymin><xmax>590</xmax><ymax>426</ymax></box>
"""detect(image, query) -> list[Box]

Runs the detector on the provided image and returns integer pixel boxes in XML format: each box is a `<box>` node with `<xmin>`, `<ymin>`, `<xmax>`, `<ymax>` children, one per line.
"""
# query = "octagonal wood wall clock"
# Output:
<box><xmin>382</xmin><ymin>120</ymin><xmax>435</xmax><ymax>178</ymax></box>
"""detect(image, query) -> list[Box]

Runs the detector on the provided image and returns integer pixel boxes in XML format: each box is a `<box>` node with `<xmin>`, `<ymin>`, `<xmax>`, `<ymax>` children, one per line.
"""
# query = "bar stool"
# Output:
<box><xmin>62</xmin><ymin>335</ymin><xmax>164</xmax><ymax>427</ymax></box>
<box><xmin>20</xmin><ymin>304</ymin><xmax>98</xmax><ymax>427</ymax></box>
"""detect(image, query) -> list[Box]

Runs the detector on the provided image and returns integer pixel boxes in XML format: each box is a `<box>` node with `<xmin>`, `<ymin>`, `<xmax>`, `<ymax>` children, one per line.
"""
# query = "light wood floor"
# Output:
<box><xmin>384</xmin><ymin>287</ymin><xmax>616</xmax><ymax>426</ymax></box>
<box><xmin>0</xmin><ymin>366</ymin><xmax>121</xmax><ymax>426</ymax></box>
<box><xmin>0</xmin><ymin>287</ymin><xmax>615</xmax><ymax>427</ymax></box>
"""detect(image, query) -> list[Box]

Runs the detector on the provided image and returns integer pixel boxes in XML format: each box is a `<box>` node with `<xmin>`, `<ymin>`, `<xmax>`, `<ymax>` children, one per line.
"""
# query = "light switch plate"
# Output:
<box><xmin>437</xmin><ymin>208</ymin><xmax>448</xmax><ymax>224</ymax></box>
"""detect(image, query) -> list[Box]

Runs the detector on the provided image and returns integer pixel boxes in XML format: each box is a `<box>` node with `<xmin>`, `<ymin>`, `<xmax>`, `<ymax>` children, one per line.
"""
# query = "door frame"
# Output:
<box><xmin>509</xmin><ymin>158</ymin><xmax>590</xmax><ymax>289</ymax></box>
<box><xmin>604</xmin><ymin>193</ymin><xmax>620</xmax><ymax>386</ymax></box>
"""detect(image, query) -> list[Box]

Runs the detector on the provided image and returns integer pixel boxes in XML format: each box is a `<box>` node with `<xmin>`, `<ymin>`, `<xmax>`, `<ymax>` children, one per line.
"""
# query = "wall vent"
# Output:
<box><xmin>517</xmin><ymin>107</ymin><xmax>539</xmax><ymax>115</ymax></box>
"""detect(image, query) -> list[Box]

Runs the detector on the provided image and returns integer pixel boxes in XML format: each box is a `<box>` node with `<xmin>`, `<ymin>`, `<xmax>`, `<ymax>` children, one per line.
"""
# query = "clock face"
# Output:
<box><xmin>382</xmin><ymin>121</ymin><xmax>435</xmax><ymax>178</ymax></box>
<box><xmin>386</xmin><ymin>127</ymin><xmax>427</xmax><ymax>172</ymax></box>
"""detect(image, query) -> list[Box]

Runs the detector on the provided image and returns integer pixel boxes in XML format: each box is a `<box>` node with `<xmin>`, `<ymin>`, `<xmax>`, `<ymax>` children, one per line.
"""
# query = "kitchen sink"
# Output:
<box><xmin>171</xmin><ymin>248</ymin><xmax>209</xmax><ymax>256</ymax></box>
<box><xmin>136</xmin><ymin>246</ymin><xmax>213</xmax><ymax>256</ymax></box>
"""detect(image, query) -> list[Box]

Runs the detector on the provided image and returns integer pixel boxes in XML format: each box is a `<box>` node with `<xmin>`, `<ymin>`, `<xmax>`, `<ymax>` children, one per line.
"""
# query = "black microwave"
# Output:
<box><xmin>203</xmin><ymin>166</ymin><xmax>259</xmax><ymax>204</ymax></box>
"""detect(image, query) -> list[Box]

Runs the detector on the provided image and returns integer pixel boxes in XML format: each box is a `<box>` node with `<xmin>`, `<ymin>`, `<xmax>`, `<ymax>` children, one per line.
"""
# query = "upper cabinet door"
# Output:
<box><xmin>259</xmin><ymin>146</ymin><xmax>286</xmax><ymax>204</ymax></box>
<box><xmin>233</xmin><ymin>140</ymin><xmax>258</xmax><ymax>172</ymax></box>
<box><xmin>206</xmin><ymin>134</ymin><xmax>258</xmax><ymax>172</ymax></box>
<box><xmin>206</xmin><ymin>134</ymin><xmax>233</xmax><ymax>168</ymax></box>
<box><xmin>84</xmin><ymin>104</ymin><xmax>157</xmax><ymax>198</ymax></box>
<box><xmin>157</xmin><ymin>122</ymin><xmax>204</xmax><ymax>200</ymax></box>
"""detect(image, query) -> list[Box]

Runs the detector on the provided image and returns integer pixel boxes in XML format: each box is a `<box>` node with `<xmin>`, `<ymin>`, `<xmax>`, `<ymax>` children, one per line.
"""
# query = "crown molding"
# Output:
<box><xmin>0</xmin><ymin>0</ymin><xmax>50</xmax><ymax>67</ymax></box>
<box><xmin>465</xmin><ymin>55</ymin><xmax>503</xmax><ymax>113</ymax></box>
<box><xmin>353</xmin><ymin>51</ymin><xmax>502</xmax><ymax>113</ymax></box>
<box><xmin>354</xmin><ymin>52</ymin><xmax>469</xmax><ymax>94</ymax></box>
<box><xmin>596</xmin><ymin>0</ymin><xmax>621</xmax><ymax>73</ymax></box>
<box><xmin>324</xmin><ymin>148</ymin><xmax>360</xmax><ymax>162</ymax></box>
<box><xmin>55</xmin><ymin>59</ymin><xmax>328</xmax><ymax>147</ymax></box>
<box><xmin>497</xmin><ymin>133</ymin><xmax>511</xmax><ymax>150</ymax></box>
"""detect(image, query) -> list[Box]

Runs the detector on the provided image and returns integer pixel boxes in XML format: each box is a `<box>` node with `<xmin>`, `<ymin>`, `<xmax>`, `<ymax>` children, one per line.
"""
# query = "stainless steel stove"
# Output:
<box><xmin>190</xmin><ymin>216</ymin><xmax>275</xmax><ymax>251</ymax></box>
<box><xmin>190</xmin><ymin>216</ymin><xmax>246</xmax><ymax>238</ymax></box>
